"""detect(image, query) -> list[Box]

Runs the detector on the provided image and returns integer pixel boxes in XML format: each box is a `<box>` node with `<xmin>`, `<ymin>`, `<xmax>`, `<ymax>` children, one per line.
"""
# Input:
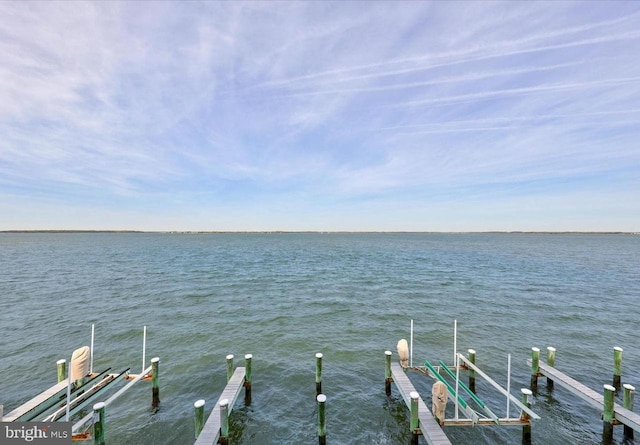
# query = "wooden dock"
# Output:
<box><xmin>537</xmin><ymin>361</ymin><xmax>640</xmax><ymax>432</ymax></box>
<box><xmin>3</xmin><ymin>380</ymin><xmax>69</xmax><ymax>422</ymax></box>
<box><xmin>194</xmin><ymin>366</ymin><xmax>247</xmax><ymax>445</ymax></box>
<box><xmin>390</xmin><ymin>362</ymin><xmax>453</xmax><ymax>445</ymax></box>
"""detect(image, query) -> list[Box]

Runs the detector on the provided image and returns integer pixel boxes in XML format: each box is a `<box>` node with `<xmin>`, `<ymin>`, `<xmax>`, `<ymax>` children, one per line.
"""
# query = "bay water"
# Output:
<box><xmin>1</xmin><ymin>232</ymin><xmax>638</xmax><ymax>444</ymax></box>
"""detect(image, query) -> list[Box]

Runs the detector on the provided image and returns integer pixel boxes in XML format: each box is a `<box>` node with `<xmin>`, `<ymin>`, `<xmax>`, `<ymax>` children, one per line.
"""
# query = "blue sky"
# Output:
<box><xmin>1</xmin><ymin>1</ymin><xmax>639</xmax><ymax>231</ymax></box>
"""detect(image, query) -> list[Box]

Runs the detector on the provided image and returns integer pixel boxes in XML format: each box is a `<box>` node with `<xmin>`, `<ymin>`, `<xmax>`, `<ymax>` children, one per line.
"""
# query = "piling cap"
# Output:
<box><xmin>531</xmin><ymin>347</ymin><xmax>540</xmax><ymax>352</ymax></box>
<box><xmin>93</xmin><ymin>402</ymin><xmax>106</xmax><ymax>410</ymax></box>
<box><xmin>226</xmin><ymin>354</ymin><xmax>234</xmax><ymax>360</ymax></box>
<box><xmin>547</xmin><ymin>346</ymin><xmax>556</xmax><ymax>352</ymax></box>
<box><xmin>245</xmin><ymin>354</ymin><xmax>253</xmax><ymax>359</ymax></box>
<box><xmin>468</xmin><ymin>349</ymin><xmax>476</xmax><ymax>354</ymax></box>
<box><xmin>151</xmin><ymin>357</ymin><xmax>160</xmax><ymax>363</ymax></box>
<box><xmin>219</xmin><ymin>398</ymin><xmax>229</xmax><ymax>407</ymax></box>
<box><xmin>316</xmin><ymin>353</ymin><xmax>323</xmax><ymax>358</ymax></box>
<box><xmin>57</xmin><ymin>359</ymin><xmax>66</xmax><ymax>364</ymax></box>
<box><xmin>521</xmin><ymin>388</ymin><xmax>533</xmax><ymax>396</ymax></box>
<box><xmin>623</xmin><ymin>384</ymin><xmax>636</xmax><ymax>391</ymax></box>
<box><xmin>604</xmin><ymin>384</ymin><xmax>616</xmax><ymax>392</ymax></box>
<box><xmin>384</xmin><ymin>350</ymin><xmax>392</xmax><ymax>356</ymax></box>
<box><xmin>614</xmin><ymin>346</ymin><xmax>623</xmax><ymax>352</ymax></box>
<box><xmin>410</xmin><ymin>391</ymin><xmax>419</xmax><ymax>399</ymax></box>
<box><xmin>194</xmin><ymin>399</ymin><xmax>205</xmax><ymax>408</ymax></box>
<box><xmin>317</xmin><ymin>394</ymin><xmax>327</xmax><ymax>403</ymax></box>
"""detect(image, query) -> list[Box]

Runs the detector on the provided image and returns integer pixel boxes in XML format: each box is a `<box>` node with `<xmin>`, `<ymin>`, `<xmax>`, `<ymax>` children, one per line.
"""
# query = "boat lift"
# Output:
<box><xmin>1</xmin><ymin>325</ymin><xmax>159</xmax><ymax>442</ymax></box>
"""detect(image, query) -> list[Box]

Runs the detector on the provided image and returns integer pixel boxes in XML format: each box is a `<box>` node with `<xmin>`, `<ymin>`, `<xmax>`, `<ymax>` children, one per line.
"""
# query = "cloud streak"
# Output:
<box><xmin>0</xmin><ymin>1</ymin><xmax>639</xmax><ymax>231</ymax></box>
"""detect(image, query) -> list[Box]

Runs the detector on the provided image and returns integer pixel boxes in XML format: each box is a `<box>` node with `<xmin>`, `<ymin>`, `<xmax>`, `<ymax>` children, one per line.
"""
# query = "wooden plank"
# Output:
<box><xmin>3</xmin><ymin>380</ymin><xmax>70</xmax><ymax>422</ymax></box>
<box><xmin>391</xmin><ymin>363</ymin><xmax>452</xmax><ymax>445</ymax></box>
<box><xmin>194</xmin><ymin>367</ymin><xmax>246</xmax><ymax>445</ymax></box>
<box><xmin>538</xmin><ymin>361</ymin><xmax>640</xmax><ymax>432</ymax></box>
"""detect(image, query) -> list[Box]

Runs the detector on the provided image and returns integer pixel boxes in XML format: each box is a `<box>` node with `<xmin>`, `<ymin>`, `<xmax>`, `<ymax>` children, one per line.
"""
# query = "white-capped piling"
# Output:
<box><xmin>623</xmin><ymin>384</ymin><xmax>635</xmax><ymax>441</ymax></box>
<box><xmin>194</xmin><ymin>399</ymin><xmax>205</xmax><ymax>439</ymax></box>
<box><xmin>151</xmin><ymin>357</ymin><xmax>160</xmax><ymax>408</ymax></box>
<box><xmin>410</xmin><ymin>391</ymin><xmax>420</xmax><ymax>445</ymax></box>
<box><xmin>546</xmin><ymin>347</ymin><xmax>556</xmax><ymax>389</ymax></box>
<box><xmin>219</xmin><ymin>399</ymin><xmax>230</xmax><ymax>445</ymax></box>
<box><xmin>57</xmin><ymin>359</ymin><xmax>66</xmax><ymax>384</ymax></box>
<box><xmin>602</xmin><ymin>384</ymin><xmax>616</xmax><ymax>442</ymax></box>
<box><xmin>316</xmin><ymin>353</ymin><xmax>323</xmax><ymax>396</ymax></box>
<box><xmin>468</xmin><ymin>349</ymin><xmax>476</xmax><ymax>393</ymax></box>
<box><xmin>244</xmin><ymin>354</ymin><xmax>253</xmax><ymax>405</ymax></box>
<box><xmin>226</xmin><ymin>355</ymin><xmax>234</xmax><ymax>382</ymax></box>
<box><xmin>530</xmin><ymin>348</ymin><xmax>540</xmax><ymax>391</ymax></box>
<box><xmin>613</xmin><ymin>347</ymin><xmax>623</xmax><ymax>392</ymax></box>
<box><xmin>317</xmin><ymin>394</ymin><xmax>327</xmax><ymax>445</ymax></box>
<box><xmin>384</xmin><ymin>351</ymin><xmax>392</xmax><ymax>396</ymax></box>
<box><xmin>520</xmin><ymin>388</ymin><xmax>532</xmax><ymax>445</ymax></box>
<box><xmin>93</xmin><ymin>402</ymin><xmax>106</xmax><ymax>445</ymax></box>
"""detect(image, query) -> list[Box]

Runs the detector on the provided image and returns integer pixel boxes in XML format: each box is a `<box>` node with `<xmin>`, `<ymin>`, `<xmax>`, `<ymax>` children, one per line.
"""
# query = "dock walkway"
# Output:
<box><xmin>391</xmin><ymin>362</ymin><xmax>452</xmax><ymax>445</ymax></box>
<box><xmin>194</xmin><ymin>367</ymin><xmax>246</xmax><ymax>445</ymax></box>
<box><xmin>538</xmin><ymin>361</ymin><xmax>640</xmax><ymax>431</ymax></box>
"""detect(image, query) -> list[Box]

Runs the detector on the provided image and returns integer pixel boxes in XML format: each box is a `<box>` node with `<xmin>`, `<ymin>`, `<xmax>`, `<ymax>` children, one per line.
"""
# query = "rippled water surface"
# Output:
<box><xmin>1</xmin><ymin>233</ymin><xmax>639</xmax><ymax>444</ymax></box>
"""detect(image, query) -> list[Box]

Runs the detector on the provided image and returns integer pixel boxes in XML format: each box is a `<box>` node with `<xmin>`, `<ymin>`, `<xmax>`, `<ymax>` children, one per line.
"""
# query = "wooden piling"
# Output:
<box><xmin>244</xmin><ymin>354</ymin><xmax>252</xmax><ymax>405</ymax></box>
<box><xmin>623</xmin><ymin>384</ymin><xmax>635</xmax><ymax>441</ymax></box>
<box><xmin>468</xmin><ymin>349</ymin><xmax>476</xmax><ymax>393</ymax></box>
<box><xmin>530</xmin><ymin>348</ymin><xmax>540</xmax><ymax>391</ymax></box>
<box><xmin>385</xmin><ymin>351</ymin><xmax>392</xmax><ymax>396</ymax></box>
<box><xmin>226</xmin><ymin>355</ymin><xmax>234</xmax><ymax>383</ymax></box>
<box><xmin>316</xmin><ymin>353</ymin><xmax>323</xmax><ymax>396</ymax></box>
<box><xmin>410</xmin><ymin>391</ymin><xmax>420</xmax><ymax>445</ymax></box>
<box><xmin>93</xmin><ymin>402</ymin><xmax>106</xmax><ymax>445</ymax></box>
<box><xmin>546</xmin><ymin>347</ymin><xmax>555</xmax><ymax>389</ymax></box>
<box><xmin>603</xmin><ymin>384</ymin><xmax>615</xmax><ymax>442</ymax></box>
<box><xmin>151</xmin><ymin>357</ymin><xmax>160</xmax><ymax>408</ymax></box>
<box><xmin>194</xmin><ymin>399</ymin><xmax>205</xmax><ymax>439</ymax></box>
<box><xmin>219</xmin><ymin>399</ymin><xmax>230</xmax><ymax>445</ymax></box>
<box><xmin>520</xmin><ymin>388</ymin><xmax>532</xmax><ymax>445</ymax></box>
<box><xmin>317</xmin><ymin>394</ymin><xmax>327</xmax><ymax>445</ymax></box>
<box><xmin>613</xmin><ymin>347</ymin><xmax>623</xmax><ymax>392</ymax></box>
<box><xmin>57</xmin><ymin>359</ymin><xmax>66</xmax><ymax>384</ymax></box>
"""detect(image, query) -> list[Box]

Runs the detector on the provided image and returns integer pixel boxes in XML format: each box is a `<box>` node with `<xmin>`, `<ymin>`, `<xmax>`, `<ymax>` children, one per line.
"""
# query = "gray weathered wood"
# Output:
<box><xmin>537</xmin><ymin>361</ymin><xmax>640</xmax><ymax>432</ymax></box>
<box><xmin>194</xmin><ymin>367</ymin><xmax>246</xmax><ymax>445</ymax></box>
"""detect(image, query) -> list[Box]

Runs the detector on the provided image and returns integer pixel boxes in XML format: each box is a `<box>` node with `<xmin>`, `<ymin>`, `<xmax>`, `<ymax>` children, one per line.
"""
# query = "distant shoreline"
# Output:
<box><xmin>0</xmin><ymin>230</ymin><xmax>637</xmax><ymax>235</ymax></box>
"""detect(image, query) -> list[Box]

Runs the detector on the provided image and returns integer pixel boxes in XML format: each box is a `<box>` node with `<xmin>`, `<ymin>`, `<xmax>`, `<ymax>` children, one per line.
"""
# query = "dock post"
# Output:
<box><xmin>546</xmin><ymin>347</ymin><xmax>555</xmax><ymax>389</ymax></box>
<box><xmin>613</xmin><ymin>347</ymin><xmax>623</xmax><ymax>392</ymax></box>
<box><xmin>468</xmin><ymin>349</ymin><xmax>476</xmax><ymax>393</ymax></box>
<box><xmin>410</xmin><ymin>391</ymin><xmax>420</xmax><ymax>445</ymax></box>
<box><xmin>93</xmin><ymin>402</ymin><xmax>106</xmax><ymax>445</ymax></box>
<box><xmin>520</xmin><ymin>388</ymin><xmax>532</xmax><ymax>445</ymax></box>
<box><xmin>151</xmin><ymin>357</ymin><xmax>160</xmax><ymax>408</ymax></box>
<box><xmin>623</xmin><ymin>384</ymin><xmax>635</xmax><ymax>441</ymax></box>
<box><xmin>603</xmin><ymin>384</ymin><xmax>616</xmax><ymax>443</ymax></box>
<box><xmin>57</xmin><ymin>359</ymin><xmax>67</xmax><ymax>383</ymax></box>
<box><xmin>244</xmin><ymin>354</ymin><xmax>253</xmax><ymax>405</ymax></box>
<box><xmin>317</xmin><ymin>394</ymin><xmax>327</xmax><ymax>445</ymax></box>
<box><xmin>385</xmin><ymin>351</ymin><xmax>393</xmax><ymax>396</ymax></box>
<box><xmin>530</xmin><ymin>348</ymin><xmax>540</xmax><ymax>391</ymax></box>
<box><xmin>219</xmin><ymin>398</ymin><xmax>230</xmax><ymax>445</ymax></box>
<box><xmin>226</xmin><ymin>355</ymin><xmax>234</xmax><ymax>382</ymax></box>
<box><xmin>315</xmin><ymin>353</ymin><xmax>323</xmax><ymax>396</ymax></box>
<box><xmin>194</xmin><ymin>400</ymin><xmax>205</xmax><ymax>439</ymax></box>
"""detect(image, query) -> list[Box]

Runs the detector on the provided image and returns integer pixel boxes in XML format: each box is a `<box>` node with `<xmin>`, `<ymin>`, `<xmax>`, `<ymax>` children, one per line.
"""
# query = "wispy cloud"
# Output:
<box><xmin>0</xmin><ymin>1</ymin><xmax>639</xmax><ymax>230</ymax></box>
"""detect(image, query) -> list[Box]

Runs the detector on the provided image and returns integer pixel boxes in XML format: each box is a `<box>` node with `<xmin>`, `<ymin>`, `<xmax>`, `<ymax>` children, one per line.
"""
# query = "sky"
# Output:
<box><xmin>1</xmin><ymin>1</ymin><xmax>639</xmax><ymax>232</ymax></box>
